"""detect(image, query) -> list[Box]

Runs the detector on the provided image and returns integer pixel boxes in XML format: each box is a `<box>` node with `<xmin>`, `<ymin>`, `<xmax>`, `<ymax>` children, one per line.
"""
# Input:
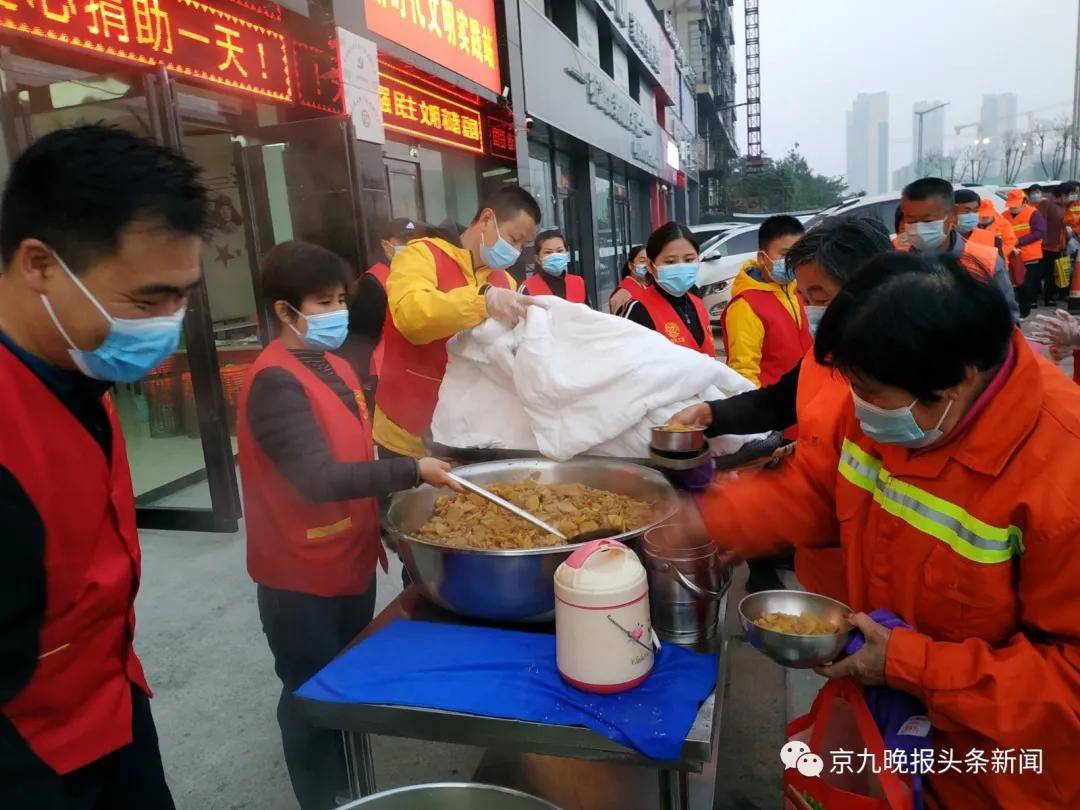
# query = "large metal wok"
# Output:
<box><xmin>386</xmin><ymin>458</ymin><xmax>679</xmax><ymax>622</ymax></box>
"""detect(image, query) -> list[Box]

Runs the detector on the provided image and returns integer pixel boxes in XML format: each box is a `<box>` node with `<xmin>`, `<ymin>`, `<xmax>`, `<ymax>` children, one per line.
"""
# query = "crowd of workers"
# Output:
<box><xmin>2</xmin><ymin>123</ymin><xmax>1079</xmax><ymax>810</ymax></box>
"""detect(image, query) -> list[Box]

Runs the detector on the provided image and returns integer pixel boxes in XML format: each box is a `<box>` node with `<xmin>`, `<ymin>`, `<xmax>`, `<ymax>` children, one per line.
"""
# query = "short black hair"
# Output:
<box><xmin>757</xmin><ymin>215</ymin><xmax>804</xmax><ymax>251</ymax></box>
<box><xmin>382</xmin><ymin>217</ymin><xmax>419</xmax><ymax>242</ymax></box>
<box><xmin>621</xmin><ymin>244</ymin><xmax>646</xmax><ymax>279</ymax></box>
<box><xmin>471</xmin><ymin>185</ymin><xmax>542</xmax><ymax>226</ymax></box>
<box><xmin>1</xmin><ymin>124</ymin><xmax>209</xmax><ymax>271</ymax></box>
<box><xmin>260</xmin><ymin>241</ymin><xmax>353</xmax><ymax>310</ymax></box>
<box><xmin>953</xmin><ymin>188</ymin><xmax>980</xmax><ymax>205</ymax></box>
<box><xmin>1053</xmin><ymin>183</ymin><xmax>1071</xmax><ymax>197</ymax></box>
<box><xmin>784</xmin><ymin>216</ymin><xmax>892</xmax><ymax>285</ymax></box>
<box><xmin>534</xmin><ymin>228</ymin><xmax>565</xmax><ymax>251</ymax></box>
<box><xmin>1026</xmin><ymin>184</ymin><xmax>1044</xmax><ymax>194</ymax></box>
<box><xmin>814</xmin><ymin>251</ymin><xmax>1012</xmax><ymax>403</ymax></box>
<box><xmin>646</xmin><ymin>221</ymin><xmax>699</xmax><ymax>261</ymax></box>
<box><xmin>902</xmin><ymin>177</ymin><xmax>953</xmax><ymax>210</ymax></box>
<box><xmin>894</xmin><ymin>204</ymin><xmax>905</xmax><ymax>233</ymax></box>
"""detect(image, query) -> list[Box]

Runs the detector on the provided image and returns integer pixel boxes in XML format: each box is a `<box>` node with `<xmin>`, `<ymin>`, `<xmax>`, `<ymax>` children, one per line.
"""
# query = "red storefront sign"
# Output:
<box><xmin>363</xmin><ymin>0</ymin><xmax>500</xmax><ymax>94</ymax></box>
<box><xmin>378</xmin><ymin>60</ymin><xmax>484</xmax><ymax>154</ymax></box>
<box><xmin>0</xmin><ymin>0</ymin><xmax>292</xmax><ymax>102</ymax></box>
<box><xmin>486</xmin><ymin>113</ymin><xmax>513</xmax><ymax>160</ymax></box>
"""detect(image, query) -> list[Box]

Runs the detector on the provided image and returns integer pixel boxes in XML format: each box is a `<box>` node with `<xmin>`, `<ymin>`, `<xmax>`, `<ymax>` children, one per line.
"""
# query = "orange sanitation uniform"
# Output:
<box><xmin>697</xmin><ymin>331</ymin><xmax>1080</xmax><ymax>809</ymax></box>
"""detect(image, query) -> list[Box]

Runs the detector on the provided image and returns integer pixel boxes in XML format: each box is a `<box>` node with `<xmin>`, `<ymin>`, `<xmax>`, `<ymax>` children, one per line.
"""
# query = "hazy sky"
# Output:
<box><xmin>731</xmin><ymin>0</ymin><xmax>1077</xmax><ymax>182</ymax></box>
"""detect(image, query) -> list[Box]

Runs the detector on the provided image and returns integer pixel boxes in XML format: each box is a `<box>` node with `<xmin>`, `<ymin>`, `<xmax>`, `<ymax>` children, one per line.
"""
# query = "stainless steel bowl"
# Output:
<box><xmin>649</xmin><ymin>424</ymin><xmax>707</xmax><ymax>452</ymax></box>
<box><xmin>738</xmin><ymin>590</ymin><xmax>852</xmax><ymax>669</ymax></box>
<box><xmin>386</xmin><ymin>458</ymin><xmax>679</xmax><ymax>622</ymax></box>
<box><xmin>339</xmin><ymin>782</ymin><xmax>562</xmax><ymax>809</ymax></box>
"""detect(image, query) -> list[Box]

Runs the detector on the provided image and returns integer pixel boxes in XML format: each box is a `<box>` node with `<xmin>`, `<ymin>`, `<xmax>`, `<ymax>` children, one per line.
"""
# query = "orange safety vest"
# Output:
<box><xmin>0</xmin><ymin>344</ymin><xmax>149</xmax><ymax>775</ymax></box>
<box><xmin>238</xmin><ymin>340</ymin><xmax>384</xmax><ymax>597</ymax></box>
<box><xmin>1005</xmin><ymin>205</ymin><xmax>1044</xmax><ymax>264</ymax></box>
<box><xmin>376</xmin><ymin>239</ymin><xmax>475</xmax><ymax>436</ymax></box>
<box><xmin>364</xmin><ymin>262</ymin><xmax>391</xmax><ymax>379</ymax></box>
<box><xmin>523</xmin><ymin>272</ymin><xmax>587</xmax><ymax>303</ymax></box>
<box><xmin>633</xmin><ymin>283</ymin><xmax>715</xmax><ymax>356</ymax></box>
<box><xmin>959</xmin><ymin>231</ymin><xmax>1000</xmax><ymax>280</ymax></box>
<box><xmin>721</xmin><ymin>289</ymin><xmax>812</xmax><ymax>388</ymax></box>
<box><xmin>1065</xmin><ymin>200</ymin><xmax>1080</xmax><ymax>231</ymax></box>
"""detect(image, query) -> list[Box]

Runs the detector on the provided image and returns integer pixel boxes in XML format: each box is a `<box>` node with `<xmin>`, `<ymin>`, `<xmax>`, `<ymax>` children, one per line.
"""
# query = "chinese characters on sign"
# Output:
<box><xmin>377</xmin><ymin>65</ymin><xmax>483</xmax><ymax>154</ymax></box>
<box><xmin>486</xmin><ymin>114</ymin><xmax>514</xmax><ymax>160</ymax></box>
<box><xmin>363</xmin><ymin>0</ymin><xmax>499</xmax><ymax>93</ymax></box>
<box><xmin>0</xmin><ymin>0</ymin><xmax>292</xmax><ymax>101</ymax></box>
<box><xmin>827</xmin><ymin>748</ymin><xmax>1044</xmax><ymax>777</ymax></box>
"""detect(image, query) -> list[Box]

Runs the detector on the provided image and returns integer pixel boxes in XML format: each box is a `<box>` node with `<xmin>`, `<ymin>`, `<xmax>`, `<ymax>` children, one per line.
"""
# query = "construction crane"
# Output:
<box><xmin>745</xmin><ymin>0</ymin><xmax>762</xmax><ymax>167</ymax></box>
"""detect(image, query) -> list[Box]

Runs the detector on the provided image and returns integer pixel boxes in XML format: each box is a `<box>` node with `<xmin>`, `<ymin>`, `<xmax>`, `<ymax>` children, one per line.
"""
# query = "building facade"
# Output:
<box><xmin>981</xmin><ymin>92</ymin><xmax>1018</xmax><ymax>142</ymax></box>
<box><xmin>653</xmin><ymin>0</ymin><xmax>737</xmax><ymax>219</ymax></box>
<box><xmin>846</xmin><ymin>91</ymin><xmax>890</xmax><ymax>195</ymax></box>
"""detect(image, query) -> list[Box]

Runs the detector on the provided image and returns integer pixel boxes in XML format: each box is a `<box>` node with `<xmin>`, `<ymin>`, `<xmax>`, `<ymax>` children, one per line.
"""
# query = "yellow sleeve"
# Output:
<box><xmin>386</xmin><ymin>241</ymin><xmax>489</xmax><ymax>345</ymax></box>
<box><xmin>724</xmin><ymin>298</ymin><xmax>765</xmax><ymax>387</ymax></box>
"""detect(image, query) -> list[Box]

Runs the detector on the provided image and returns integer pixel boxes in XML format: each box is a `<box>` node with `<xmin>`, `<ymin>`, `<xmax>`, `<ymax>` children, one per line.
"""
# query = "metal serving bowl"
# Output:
<box><xmin>649</xmin><ymin>424</ymin><xmax>707</xmax><ymax>452</ymax></box>
<box><xmin>339</xmin><ymin>782</ymin><xmax>562</xmax><ymax>809</ymax></box>
<box><xmin>738</xmin><ymin>590</ymin><xmax>852</xmax><ymax>669</ymax></box>
<box><xmin>386</xmin><ymin>458</ymin><xmax>679</xmax><ymax>622</ymax></box>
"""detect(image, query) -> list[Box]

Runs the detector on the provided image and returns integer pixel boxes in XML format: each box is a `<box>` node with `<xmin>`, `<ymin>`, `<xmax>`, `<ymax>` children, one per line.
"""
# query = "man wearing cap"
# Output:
<box><xmin>1004</xmin><ymin>188</ymin><xmax>1047</xmax><ymax>317</ymax></box>
<box><xmin>345</xmin><ymin>218</ymin><xmax>420</xmax><ymax>393</ymax></box>
<box><xmin>976</xmin><ymin>197</ymin><xmax>1018</xmax><ymax>258</ymax></box>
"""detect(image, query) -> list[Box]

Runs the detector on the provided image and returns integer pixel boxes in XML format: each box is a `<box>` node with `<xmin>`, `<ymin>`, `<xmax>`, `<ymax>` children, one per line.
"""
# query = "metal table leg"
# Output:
<box><xmin>341</xmin><ymin>731</ymin><xmax>377</xmax><ymax>798</ymax></box>
<box><xmin>658</xmin><ymin>768</ymin><xmax>688</xmax><ymax>810</ymax></box>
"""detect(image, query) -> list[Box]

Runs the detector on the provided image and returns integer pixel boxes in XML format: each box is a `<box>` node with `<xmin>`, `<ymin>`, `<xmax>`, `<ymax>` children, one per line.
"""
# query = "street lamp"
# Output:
<box><xmin>915</xmin><ymin>101</ymin><xmax>950</xmax><ymax>176</ymax></box>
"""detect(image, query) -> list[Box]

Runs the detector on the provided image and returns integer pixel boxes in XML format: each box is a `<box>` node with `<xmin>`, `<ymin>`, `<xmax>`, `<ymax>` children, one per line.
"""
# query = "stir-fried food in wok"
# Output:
<box><xmin>417</xmin><ymin>481</ymin><xmax>656</xmax><ymax>549</ymax></box>
<box><xmin>754</xmin><ymin>611</ymin><xmax>838</xmax><ymax>636</ymax></box>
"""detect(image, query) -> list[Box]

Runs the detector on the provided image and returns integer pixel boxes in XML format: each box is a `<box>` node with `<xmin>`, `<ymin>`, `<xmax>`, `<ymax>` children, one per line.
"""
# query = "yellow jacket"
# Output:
<box><xmin>373</xmin><ymin>237</ymin><xmax>509</xmax><ymax>457</ymax></box>
<box><xmin>720</xmin><ymin>260</ymin><xmax>806</xmax><ymax>388</ymax></box>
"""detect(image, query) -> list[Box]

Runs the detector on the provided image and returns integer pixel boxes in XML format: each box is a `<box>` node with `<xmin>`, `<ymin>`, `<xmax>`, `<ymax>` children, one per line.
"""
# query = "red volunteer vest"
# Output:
<box><xmin>614</xmin><ymin>276</ymin><xmax>649</xmax><ymax>304</ymax></box>
<box><xmin>523</xmin><ymin>272</ymin><xmax>587</xmax><ymax>303</ymax></box>
<box><xmin>0</xmin><ymin>343</ymin><xmax>148</xmax><ymax>775</ymax></box>
<box><xmin>487</xmin><ymin>269</ymin><xmax>514</xmax><ymax>289</ymax></box>
<box><xmin>635</xmin><ymin>283</ymin><xmax>715</xmax><ymax>356</ymax></box>
<box><xmin>364</xmin><ymin>262</ymin><xmax>391</xmax><ymax>379</ymax></box>
<box><xmin>376</xmin><ymin>239</ymin><xmax>476</xmax><ymax>436</ymax></box>
<box><xmin>238</xmin><ymin>340</ymin><xmax>384</xmax><ymax>597</ymax></box>
<box><xmin>722</xmin><ymin>288</ymin><xmax>812</xmax><ymax>387</ymax></box>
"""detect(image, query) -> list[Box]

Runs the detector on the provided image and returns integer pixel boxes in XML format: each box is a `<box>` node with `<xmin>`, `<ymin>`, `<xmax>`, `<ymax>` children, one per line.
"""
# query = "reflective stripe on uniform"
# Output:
<box><xmin>1012</xmin><ymin>223</ymin><xmax>1031</xmax><ymax>234</ymax></box>
<box><xmin>838</xmin><ymin>439</ymin><xmax>1023</xmax><ymax>563</ymax></box>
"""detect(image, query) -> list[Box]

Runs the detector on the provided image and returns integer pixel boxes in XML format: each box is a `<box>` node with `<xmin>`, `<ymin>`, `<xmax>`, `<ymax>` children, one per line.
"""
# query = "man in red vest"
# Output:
<box><xmin>373</xmin><ymin>187</ymin><xmax>542</xmax><ymax>459</ymax></box>
<box><xmin>519</xmin><ymin>229</ymin><xmax>590</xmax><ymax>305</ymax></box>
<box><xmin>0</xmin><ymin>125</ymin><xmax>210</xmax><ymax>807</ymax></box>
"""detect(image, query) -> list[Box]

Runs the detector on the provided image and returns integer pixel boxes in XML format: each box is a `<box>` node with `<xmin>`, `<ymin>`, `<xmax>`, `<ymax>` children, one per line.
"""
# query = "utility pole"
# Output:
<box><xmin>914</xmin><ymin>101</ymin><xmax>949</xmax><ymax>177</ymax></box>
<box><xmin>1070</xmin><ymin>0</ymin><xmax>1080</xmax><ymax>178</ymax></box>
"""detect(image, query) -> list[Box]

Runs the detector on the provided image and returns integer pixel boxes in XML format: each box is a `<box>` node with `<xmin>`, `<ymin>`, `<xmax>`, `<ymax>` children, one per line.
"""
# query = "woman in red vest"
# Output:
<box><xmin>621</xmin><ymin>221</ymin><xmax>715</xmax><ymax>356</ymax></box>
<box><xmin>237</xmin><ymin>242</ymin><xmax>458</xmax><ymax>810</ymax></box>
<box><xmin>608</xmin><ymin>244</ymin><xmax>650</xmax><ymax>314</ymax></box>
<box><xmin>519</xmin><ymin>228</ymin><xmax>589</xmax><ymax>304</ymax></box>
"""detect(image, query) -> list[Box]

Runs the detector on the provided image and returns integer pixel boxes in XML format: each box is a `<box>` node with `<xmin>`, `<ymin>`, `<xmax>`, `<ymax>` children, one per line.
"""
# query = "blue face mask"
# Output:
<box><xmin>288</xmin><ymin>304</ymin><xmax>349</xmax><ymax>351</ymax></box>
<box><xmin>632</xmin><ymin>263</ymin><xmax>649</xmax><ymax>280</ymax></box>
<box><xmin>905</xmin><ymin>220</ymin><xmax>948</xmax><ymax>252</ymax></box>
<box><xmin>804</xmin><ymin>305</ymin><xmax>826</xmax><ymax>337</ymax></box>
<box><xmin>479</xmin><ymin>217</ymin><xmax>521</xmax><ymax>270</ymax></box>
<box><xmin>956</xmin><ymin>212</ymin><xmax>979</xmax><ymax>233</ymax></box>
<box><xmin>40</xmin><ymin>254</ymin><xmax>186</xmax><ymax>382</ymax></box>
<box><xmin>852</xmin><ymin>389</ymin><xmax>953</xmax><ymax>448</ymax></box>
<box><xmin>656</xmin><ymin>262</ymin><xmax>699</xmax><ymax>297</ymax></box>
<box><xmin>540</xmin><ymin>252</ymin><xmax>569</xmax><ymax>276</ymax></box>
<box><xmin>766</xmin><ymin>254</ymin><xmax>795</xmax><ymax>285</ymax></box>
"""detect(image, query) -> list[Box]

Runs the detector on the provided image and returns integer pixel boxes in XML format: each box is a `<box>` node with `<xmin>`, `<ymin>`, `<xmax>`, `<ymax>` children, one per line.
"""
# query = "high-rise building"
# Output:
<box><xmin>981</xmin><ymin>93</ymin><xmax>1019</xmax><ymax>141</ymax></box>
<box><xmin>653</xmin><ymin>0</ymin><xmax>739</xmax><ymax>217</ymax></box>
<box><xmin>846</xmin><ymin>92</ymin><xmax>890</xmax><ymax>195</ymax></box>
<box><xmin>912</xmin><ymin>100</ymin><xmax>946</xmax><ymax>165</ymax></box>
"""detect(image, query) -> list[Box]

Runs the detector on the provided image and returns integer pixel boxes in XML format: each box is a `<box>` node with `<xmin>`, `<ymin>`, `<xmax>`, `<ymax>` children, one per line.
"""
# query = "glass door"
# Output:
<box><xmin>384</xmin><ymin>156</ymin><xmax>424</xmax><ymax>221</ymax></box>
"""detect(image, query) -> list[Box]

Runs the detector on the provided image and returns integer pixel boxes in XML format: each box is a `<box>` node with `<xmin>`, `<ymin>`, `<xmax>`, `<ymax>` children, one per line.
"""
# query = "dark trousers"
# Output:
<box><xmin>0</xmin><ymin>686</ymin><xmax>174</xmax><ymax>810</ymax></box>
<box><xmin>257</xmin><ymin>583</ymin><xmax>377</xmax><ymax>810</ymax></box>
<box><xmin>1018</xmin><ymin>260</ymin><xmax>1045</xmax><ymax>318</ymax></box>
<box><xmin>1041</xmin><ymin>250</ymin><xmax>1066</xmax><ymax>306</ymax></box>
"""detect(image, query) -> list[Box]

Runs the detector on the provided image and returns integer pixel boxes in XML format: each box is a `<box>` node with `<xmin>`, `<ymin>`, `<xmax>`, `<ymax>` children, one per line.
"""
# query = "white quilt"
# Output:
<box><xmin>431</xmin><ymin>297</ymin><xmax>764</xmax><ymax>461</ymax></box>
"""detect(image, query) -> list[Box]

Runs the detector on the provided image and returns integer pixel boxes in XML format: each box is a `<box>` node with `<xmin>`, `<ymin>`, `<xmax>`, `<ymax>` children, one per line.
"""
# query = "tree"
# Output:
<box><xmin>726</xmin><ymin>148</ymin><xmax>848</xmax><ymax>213</ymax></box>
<box><xmin>1032</xmin><ymin>117</ymin><xmax>1075</xmax><ymax>180</ymax></box>
<box><xmin>1001</xmin><ymin>131</ymin><xmax>1028</xmax><ymax>185</ymax></box>
<box><xmin>957</xmin><ymin>144</ymin><xmax>993</xmax><ymax>184</ymax></box>
<box><xmin>922</xmin><ymin>151</ymin><xmax>958</xmax><ymax>182</ymax></box>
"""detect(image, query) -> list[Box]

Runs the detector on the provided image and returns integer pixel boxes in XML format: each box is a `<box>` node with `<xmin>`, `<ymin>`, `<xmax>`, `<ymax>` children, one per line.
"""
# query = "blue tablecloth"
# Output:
<box><xmin>295</xmin><ymin>619</ymin><xmax>718</xmax><ymax>761</ymax></box>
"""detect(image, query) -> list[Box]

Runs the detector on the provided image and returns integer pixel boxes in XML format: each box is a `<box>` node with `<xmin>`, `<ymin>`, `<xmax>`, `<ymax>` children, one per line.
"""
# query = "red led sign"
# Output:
<box><xmin>486</xmin><ymin>114</ymin><xmax>513</xmax><ymax>161</ymax></box>
<box><xmin>378</xmin><ymin>63</ymin><xmax>484</xmax><ymax>154</ymax></box>
<box><xmin>364</xmin><ymin>0</ymin><xmax>500</xmax><ymax>94</ymax></box>
<box><xmin>0</xmin><ymin>0</ymin><xmax>292</xmax><ymax>102</ymax></box>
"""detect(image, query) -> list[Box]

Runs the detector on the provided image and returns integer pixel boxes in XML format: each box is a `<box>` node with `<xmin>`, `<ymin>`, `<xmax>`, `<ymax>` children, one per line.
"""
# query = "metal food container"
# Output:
<box><xmin>649</xmin><ymin>424</ymin><xmax>707</xmax><ymax>452</ymax></box>
<box><xmin>738</xmin><ymin>590</ymin><xmax>852</xmax><ymax>669</ymax></box>
<box><xmin>386</xmin><ymin>459</ymin><xmax>679</xmax><ymax>622</ymax></box>
<box><xmin>642</xmin><ymin>525</ymin><xmax>732</xmax><ymax>644</ymax></box>
<box><xmin>339</xmin><ymin>782</ymin><xmax>562</xmax><ymax>809</ymax></box>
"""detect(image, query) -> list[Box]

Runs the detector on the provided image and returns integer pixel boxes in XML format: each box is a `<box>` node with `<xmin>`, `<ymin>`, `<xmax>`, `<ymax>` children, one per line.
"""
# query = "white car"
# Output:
<box><xmin>805</xmin><ymin>184</ymin><xmax>1006</xmax><ymax>234</ymax></box>
<box><xmin>695</xmin><ymin>225</ymin><xmax>760</xmax><ymax>328</ymax></box>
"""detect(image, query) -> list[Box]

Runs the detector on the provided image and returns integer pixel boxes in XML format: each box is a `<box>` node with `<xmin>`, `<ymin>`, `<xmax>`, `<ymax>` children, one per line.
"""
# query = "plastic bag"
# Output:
<box><xmin>1054</xmin><ymin>255</ymin><xmax>1072</xmax><ymax>289</ymax></box>
<box><xmin>783</xmin><ymin>678</ymin><xmax>913</xmax><ymax>810</ymax></box>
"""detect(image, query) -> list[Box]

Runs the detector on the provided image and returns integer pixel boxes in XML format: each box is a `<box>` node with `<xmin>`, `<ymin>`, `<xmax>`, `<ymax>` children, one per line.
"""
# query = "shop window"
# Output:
<box><xmin>416</xmin><ymin>146</ymin><xmax>480</xmax><ymax>230</ymax></box>
<box><xmin>597</xmin><ymin>16</ymin><xmax>614</xmax><ymax>79</ymax></box>
<box><xmin>548</xmin><ymin>0</ymin><xmax>578</xmax><ymax>44</ymax></box>
<box><xmin>628</xmin><ymin>62</ymin><xmax>640</xmax><ymax>103</ymax></box>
